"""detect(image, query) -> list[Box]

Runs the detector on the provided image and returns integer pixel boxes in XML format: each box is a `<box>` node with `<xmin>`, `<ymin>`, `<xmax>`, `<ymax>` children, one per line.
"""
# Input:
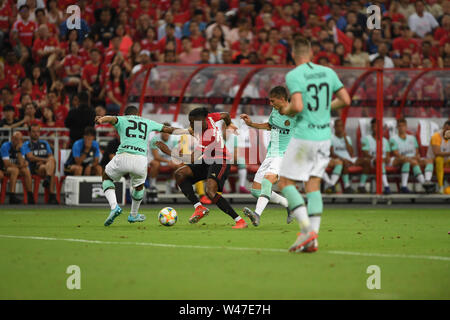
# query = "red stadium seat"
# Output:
<box><xmin>32</xmin><ymin>175</ymin><xmax>50</xmax><ymax>204</ymax></box>
<box><xmin>0</xmin><ymin>176</ymin><xmax>28</xmax><ymax>204</ymax></box>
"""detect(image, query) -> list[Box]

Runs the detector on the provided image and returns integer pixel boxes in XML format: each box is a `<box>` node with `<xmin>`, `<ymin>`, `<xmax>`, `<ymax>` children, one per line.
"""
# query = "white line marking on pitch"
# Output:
<box><xmin>0</xmin><ymin>234</ymin><xmax>449</xmax><ymax>262</ymax></box>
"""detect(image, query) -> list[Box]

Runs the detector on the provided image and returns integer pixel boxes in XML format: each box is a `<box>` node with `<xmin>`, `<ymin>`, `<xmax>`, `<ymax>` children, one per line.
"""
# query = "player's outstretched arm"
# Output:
<box><xmin>330</xmin><ymin>88</ymin><xmax>351</xmax><ymax>111</ymax></box>
<box><xmin>220</xmin><ymin>112</ymin><xmax>239</xmax><ymax>134</ymax></box>
<box><xmin>240</xmin><ymin>114</ymin><xmax>271</xmax><ymax>130</ymax></box>
<box><xmin>281</xmin><ymin>92</ymin><xmax>303</xmax><ymax>116</ymax></box>
<box><xmin>161</xmin><ymin>126</ymin><xmax>191</xmax><ymax>136</ymax></box>
<box><xmin>155</xmin><ymin>141</ymin><xmax>195</xmax><ymax>163</ymax></box>
<box><xmin>95</xmin><ymin>116</ymin><xmax>118</xmax><ymax>125</ymax></box>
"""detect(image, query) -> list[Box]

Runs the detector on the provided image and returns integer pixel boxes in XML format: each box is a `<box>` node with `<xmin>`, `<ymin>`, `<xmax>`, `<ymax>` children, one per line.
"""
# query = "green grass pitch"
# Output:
<box><xmin>0</xmin><ymin>205</ymin><xmax>449</xmax><ymax>300</ymax></box>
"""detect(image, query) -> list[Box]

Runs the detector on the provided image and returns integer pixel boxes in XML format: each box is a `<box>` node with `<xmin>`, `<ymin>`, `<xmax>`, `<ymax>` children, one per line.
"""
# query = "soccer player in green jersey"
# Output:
<box><xmin>240</xmin><ymin>86</ymin><xmax>295</xmax><ymax>226</ymax></box>
<box><xmin>275</xmin><ymin>38</ymin><xmax>351</xmax><ymax>253</ymax></box>
<box><xmin>390</xmin><ymin>118</ymin><xmax>435</xmax><ymax>193</ymax></box>
<box><xmin>95</xmin><ymin>106</ymin><xmax>189</xmax><ymax>226</ymax></box>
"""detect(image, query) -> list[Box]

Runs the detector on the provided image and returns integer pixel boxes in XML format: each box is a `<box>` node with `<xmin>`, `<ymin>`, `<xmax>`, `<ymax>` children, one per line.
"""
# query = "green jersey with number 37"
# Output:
<box><xmin>114</xmin><ymin>115</ymin><xmax>164</xmax><ymax>156</ymax></box>
<box><xmin>285</xmin><ymin>62</ymin><xmax>344</xmax><ymax>141</ymax></box>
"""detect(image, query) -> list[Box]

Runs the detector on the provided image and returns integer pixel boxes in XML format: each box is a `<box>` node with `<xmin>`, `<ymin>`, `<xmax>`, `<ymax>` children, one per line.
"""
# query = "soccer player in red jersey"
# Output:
<box><xmin>156</xmin><ymin>107</ymin><xmax>248</xmax><ymax>229</ymax></box>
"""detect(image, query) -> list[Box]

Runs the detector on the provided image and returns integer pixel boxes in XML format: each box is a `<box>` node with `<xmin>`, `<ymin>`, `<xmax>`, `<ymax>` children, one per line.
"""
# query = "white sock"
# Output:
<box><xmin>150</xmin><ymin>178</ymin><xmax>156</xmax><ymax>187</ymax></box>
<box><xmin>130</xmin><ymin>198</ymin><xmax>142</xmax><ymax>217</ymax></box>
<box><xmin>425</xmin><ymin>171</ymin><xmax>432</xmax><ymax>181</ymax></box>
<box><xmin>329</xmin><ymin>174</ymin><xmax>340</xmax><ymax>186</ymax></box>
<box><xmin>238</xmin><ymin>168</ymin><xmax>247</xmax><ymax>188</ymax></box>
<box><xmin>401</xmin><ymin>172</ymin><xmax>409</xmax><ymax>187</ymax></box>
<box><xmin>234</xmin><ymin>216</ymin><xmax>242</xmax><ymax>222</ymax></box>
<box><xmin>194</xmin><ymin>202</ymin><xmax>202</xmax><ymax>208</ymax></box>
<box><xmin>310</xmin><ymin>215</ymin><xmax>321</xmax><ymax>233</ymax></box>
<box><xmin>292</xmin><ymin>205</ymin><xmax>311</xmax><ymax>233</ymax></box>
<box><xmin>104</xmin><ymin>189</ymin><xmax>117</xmax><ymax>210</ymax></box>
<box><xmin>382</xmin><ymin>174</ymin><xmax>389</xmax><ymax>187</ymax></box>
<box><xmin>270</xmin><ymin>191</ymin><xmax>288</xmax><ymax>208</ymax></box>
<box><xmin>255</xmin><ymin>196</ymin><xmax>270</xmax><ymax>216</ymax></box>
<box><xmin>322</xmin><ymin>172</ymin><xmax>331</xmax><ymax>185</ymax></box>
<box><xmin>416</xmin><ymin>174</ymin><xmax>425</xmax><ymax>184</ymax></box>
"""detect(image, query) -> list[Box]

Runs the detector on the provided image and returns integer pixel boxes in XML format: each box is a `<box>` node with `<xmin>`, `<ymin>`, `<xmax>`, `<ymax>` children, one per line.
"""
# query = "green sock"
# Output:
<box><xmin>281</xmin><ymin>185</ymin><xmax>305</xmax><ymax>211</ymax></box>
<box><xmin>333</xmin><ymin>164</ymin><xmax>343</xmax><ymax>175</ymax></box>
<box><xmin>401</xmin><ymin>162</ymin><xmax>411</xmax><ymax>173</ymax></box>
<box><xmin>251</xmin><ymin>188</ymin><xmax>261</xmax><ymax>199</ymax></box>
<box><xmin>261</xmin><ymin>178</ymin><xmax>273</xmax><ymax>199</ymax></box>
<box><xmin>342</xmin><ymin>174</ymin><xmax>350</xmax><ymax>187</ymax></box>
<box><xmin>306</xmin><ymin>191</ymin><xmax>322</xmax><ymax>215</ymax></box>
<box><xmin>360</xmin><ymin>174</ymin><xmax>368</xmax><ymax>185</ymax></box>
<box><xmin>382</xmin><ymin>163</ymin><xmax>386</xmax><ymax>174</ymax></box>
<box><xmin>412</xmin><ymin>165</ymin><xmax>422</xmax><ymax>177</ymax></box>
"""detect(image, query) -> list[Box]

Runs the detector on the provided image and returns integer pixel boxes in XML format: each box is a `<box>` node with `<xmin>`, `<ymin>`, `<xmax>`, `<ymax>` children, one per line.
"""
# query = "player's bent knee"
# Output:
<box><xmin>131</xmin><ymin>188</ymin><xmax>144</xmax><ymax>201</ymax></box>
<box><xmin>102</xmin><ymin>179</ymin><xmax>115</xmax><ymax>192</ymax></box>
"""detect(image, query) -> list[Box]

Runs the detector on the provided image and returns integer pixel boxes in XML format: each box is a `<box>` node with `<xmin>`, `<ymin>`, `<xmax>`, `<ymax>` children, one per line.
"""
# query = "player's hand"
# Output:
<box><xmin>228</xmin><ymin>123</ymin><xmax>239</xmax><ymax>135</ymax></box>
<box><xmin>240</xmin><ymin>114</ymin><xmax>251</xmax><ymax>126</ymax></box>
<box><xmin>155</xmin><ymin>141</ymin><xmax>170</xmax><ymax>154</ymax></box>
<box><xmin>95</xmin><ymin>116</ymin><xmax>103</xmax><ymax>124</ymax></box>
<box><xmin>444</xmin><ymin>129</ymin><xmax>450</xmax><ymax>140</ymax></box>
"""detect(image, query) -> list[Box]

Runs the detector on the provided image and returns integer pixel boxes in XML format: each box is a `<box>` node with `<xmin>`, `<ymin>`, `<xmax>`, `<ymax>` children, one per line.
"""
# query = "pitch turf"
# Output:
<box><xmin>0</xmin><ymin>205</ymin><xmax>449</xmax><ymax>300</ymax></box>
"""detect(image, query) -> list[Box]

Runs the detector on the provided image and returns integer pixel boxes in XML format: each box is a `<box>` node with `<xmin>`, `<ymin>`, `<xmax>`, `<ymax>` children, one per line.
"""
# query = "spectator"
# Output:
<box><xmin>131</xmin><ymin>50</ymin><xmax>152</xmax><ymax>75</ymax></box>
<box><xmin>233</xmin><ymin>39</ymin><xmax>253</xmax><ymax>64</ymax></box>
<box><xmin>81</xmin><ymin>48</ymin><xmax>103</xmax><ymax>103</ymax></box>
<box><xmin>64</xmin><ymin>126</ymin><xmax>102</xmax><ymax>176</ymax></box>
<box><xmin>105</xmin><ymin>64</ymin><xmax>127</xmax><ymax>115</ymax></box>
<box><xmin>22</xmin><ymin>123</ymin><xmax>58</xmax><ymax>204</ymax></box>
<box><xmin>0</xmin><ymin>105</ymin><xmax>28</xmax><ymax>143</ymax></box>
<box><xmin>35</xmin><ymin>8</ymin><xmax>57</xmax><ymax>36</ymax></box>
<box><xmin>430</xmin><ymin>120</ymin><xmax>450</xmax><ymax>194</ymax></box>
<box><xmin>45</xmin><ymin>0</ymin><xmax>63</xmax><ymax>27</ymax></box>
<box><xmin>347</xmin><ymin>37</ymin><xmax>370</xmax><ymax>67</ymax></box>
<box><xmin>64</xmin><ymin>91</ymin><xmax>96</xmax><ymax>145</ymax></box>
<box><xmin>4</xmin><ymin>51</ymin><xmax>26</xmax><ymax>92</ymax></box>
<box><xmin>163</xmin><ymin>49</ymin><xmax>177</xmax><ymax>63</ymax></box>
<box><xmin>259</xmin><ymin>28</ymin><xmax>287</xmax><ymax>65</ymax></box>
<box><xmin>10</xmin><ymin>4</ymin><xmax>37</xmax><ymax>48</ymax></box>
<box><xmin>205</xmin><ymin>11</ymin><xmax>231</xmax><ymax>42</ymax></box>
<box><xmin>313</xmin><ymin>38</ymin><xmax>340</xmax><ymax>66</ymax></box>
<box><xmin>207</xmin><ymin>37</ymin><xmax>223</xmax><ymax>64</ymax></box>
<box><xmin>369</xmin><ymin>42</ymin><xmax>395</xmax><ymax>68</ymax></box>
<box><xmin>40</xmin><ymin>106</ymin><xmax>65</xmax><ymax>139</ymax></box>
<box><xmin>57</xmin><ymin>41</ymin><xmax>83</xmax><ymax>90</ymax></box>
<box><xmin>0</xmin><ymin>131</ymin><xmax>34</xmax><ymax>204</ymax></box>
<box><xmin>22</xmin><ymin>102</ymin><xmax>42</xmax><ymax>129</ymax></box>
<box><xmin>140</xmin><ymin>27</ymin><xmax>159</xmax><ymax>54</ymax></box>
<box><xmin>207</xmin><ymin>25</ymin><xmax>229</xmax><ymax>51</ymax></box>
<box><xmin>183</xmin><ymin>9</ymin><xmax>206</xmax><ymax>37</ymax></box>
<box><xmin>188</xmin><ymin>21</ymin><xmax>206</xmax><ymax>49</ymax></box>
<box><xmin>408</xmin><ymin>0</ymin><xmax>439</xmax><ymax>38</ymax></box>
<box><xmin>91</xmin><ymin>8</ymin><xmax>115</xmax><ymax>47</ymax></box>
<box><xmin>400</xmin><ymin>52</ymin><xmax>412</xmax><ymax>68</ymax></box>
<box><xmin>397</xmin><ymin>0</ymin><xmax>416</xmax><ymax>20</ymax></box>
<box><xmin>229</xmin><ymin>17</ymin><xmax>253</xmax><ymax>45</ymax></box>
<box><xmin>179</xmin><ymin>37</ymin><xmax>202</xmax><ymax>64</ymax></box>
<box><xmin>0</xmin><ymin>0</ymin><xmax>13</xmax><ymax>52</ymax></box>
<box><xmin>392</xmin><ymin>25</ymin><xmax>420</xmax><ymax>55</ymax></box>
<box><xmin>158</xmin><ymin>11</ymin><xmax>182</xmax><ymax>40</ymax></box>
<box><xmin>46</xmin><ymin>90</ymin><xmax>68</xmax><ymax>123</ymax></box>
<box><xmin>198</xmin><ymin>49</ymin><xmax>210</xmax><ymax>64</ymax></box>
<box><xmin>59</xmin><ymin>8</ymin><xmax>90</xmax><ymax>43</ymax></box>
<box><xmin>366</xmin><ymin>29</ymin><xmax>384</xmax><ymax>54</ymax></box>
<box><xmin>221</xmin><ymin>49</ymin><xmax>233</xmax><ymax>64</ymax></box>
<box><xmin>158</xmin><ymin>23</ymin><xmax>182</xmax><ymax>55</ymax></box>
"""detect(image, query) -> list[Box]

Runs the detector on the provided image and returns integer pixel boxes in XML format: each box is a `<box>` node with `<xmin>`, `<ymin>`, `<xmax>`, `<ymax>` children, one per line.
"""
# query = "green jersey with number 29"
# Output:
<box><xmin>285</xmin><ymin>62</ymin><xmax>344</xmax><ymax>141</ymax></box>
<box><xmin>115</xmin><ymin>115</ymin><xmax>164</xmax><ymax>156</ymax></box>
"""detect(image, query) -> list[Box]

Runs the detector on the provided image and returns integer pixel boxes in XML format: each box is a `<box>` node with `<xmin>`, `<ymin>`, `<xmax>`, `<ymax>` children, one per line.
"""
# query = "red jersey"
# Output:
<box><xmin>63</xmin><ymin>54</ymin><xmax>83</xmax><ymax>77</ymax></box>
<box><xmin>82</xmin><ymin>63</ymin><xmax>102</xmax><ymax>85</ymax></box>
<box><xmin>191</xmin><ymin>35</ymin><xmax>206</xmax><ymax>48</ymax></box>
<box><xmin>313</xmin><ymin>51</ymin><xmax>341</xmax><ymax>66</ymax></box>
<box><xmin>105</xmin><ymin>80</ymin><xmax>127</xmax><ymax>105</ymax></box>
<box><xmin>259</xmin><ymin>43</ymin><xmax>287</xmax><ymax>64</ymax></box>
<box><xmin>194</xmin><ymin>113</ymin><xmax>230</xmax><ymax>160</ymax></box>
<box><xmin>53</xmin><ymin>105</ymin><xmax>68</xmax><ymax>122</ymax></box>
<box><xmin>0</xmin><ymin>1</ymin><xmax>12</xmax><ymax>31</ymax></box>
<box><xmin>140</xmin><ymin>38</ymin><xmax>159</xmax><ymax>52</ymax></box>
<box><xmin>11</xmin><ymin>19</ymin><xmax>37</xmax><ymax>47</ymax></box>
<box><xmin>32</xmin><ymin>36</ymin><xmax>59</xmax><ymax>63</ymax></box>
<box><xmin>4</xmin><ymin>63</ymin><xmax>25</xmax><ymax>90</ymax></box>
<box><xmin>392</xmin><ymin>37</ymin><xmax>420</xmax><ymax>55</ymax></box>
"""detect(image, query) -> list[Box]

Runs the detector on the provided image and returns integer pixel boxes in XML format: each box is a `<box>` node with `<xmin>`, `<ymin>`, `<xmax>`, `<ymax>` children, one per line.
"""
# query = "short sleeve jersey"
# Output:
<box><xmin>115</xmin><ymin>115</ymin><xmax>164</xmax><ymax>156</ymax></box>
<box><xmin>331</xmin><ymin>135</ymin><xmax>352</xmax><ymax>161</ymax></box>
<box><xmin>194</xmin><ymin>113</ymin><xmax>230</xmax><ymax>160</ymax></box>
<box><xmin>266</xmin><ymin>109</ymin><xmax>296</xmax><ymax>158</ymax></box>
<box><xmin>361</xmin><ymin>135</ymin><xmax>390</xmax><ymax>158</ymax></box>
<box><xmin>285</xmin><ymin>62</ymin><xmax>344</xmax><ymax>141</ymax></box>
<box><xmin>1</xmin><ymin>141</ymin><xmax>27</xmax><ymax>165</ymax></box>
<box><xmin>389</xmin><ymin>134</ymin><xmax>418</xmax><ymax>158</ymax></box>
<box><xmin>150</xmin><ymin>134</ymin><xmax>179</xmax><ymax>160</ymax></box>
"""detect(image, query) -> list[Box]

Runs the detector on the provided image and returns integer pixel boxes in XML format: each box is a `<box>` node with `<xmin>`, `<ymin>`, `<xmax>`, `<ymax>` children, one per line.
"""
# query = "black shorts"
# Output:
<box><xmin>187</xmin><ymin>161</ymin><xmax>230</xmax><ymax>192</ymax></box>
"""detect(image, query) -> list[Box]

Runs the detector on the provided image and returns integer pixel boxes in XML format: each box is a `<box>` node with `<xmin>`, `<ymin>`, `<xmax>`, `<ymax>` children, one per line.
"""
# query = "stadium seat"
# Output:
<box><xmin>0</xmin><ymin>176</ymin><xmax>28</xmax><ymax>204</ymax></box>
<box><xmin>32</xmin><ymin>175</ymin><xmax>50</xmax><ymax>204</ymax></box>
<box><xmin>56</xmin><ymin>176</ymin><xmax>66</xmax><ymax>204</ymax></box>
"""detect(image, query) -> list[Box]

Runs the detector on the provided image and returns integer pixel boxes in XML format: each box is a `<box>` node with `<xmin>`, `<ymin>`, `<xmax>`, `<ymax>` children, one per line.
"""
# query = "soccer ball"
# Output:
<box><xmin>158</xmin><ymin>207</ymin><xmax>178</xmax><ymax>226</ymax></box>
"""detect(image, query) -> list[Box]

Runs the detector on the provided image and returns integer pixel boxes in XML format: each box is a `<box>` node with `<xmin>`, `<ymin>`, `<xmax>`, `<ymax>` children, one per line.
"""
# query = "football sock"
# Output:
<box><xmin>255</xmin><ymin>197</ymin><xmax>270</xmax><ymax>216</ymax></box>
<box><xmin>238</xmin><ymin>168</ymin><xmax>247</xmax><ymax>188</ymax></box>
<box><xmin>281</xmin><ymin>185</ymin><xmax>310</xmax><ymax>233</ymax></box>
<box><xmin>425</xmin><ymin>164</ymin><xmax>433</xmax><ymax>181</ymax></box>
<box><xmin>104</xmin><ymin>189</ymin><xmax>117</xmax><ymax>210</ymax></box>
<box><xmin>179</xmin><ymin>179</ymin><xmax>200</xmax><ymax>206</ymax></box>
<box><xmin>130</xmin><ymin>189</ymin><xmax>144</xmax><ymax>217</ymax></box>
<box><xmin>212</xmin><ymin>194</ymin><xmax>239</xmax><ymax>220</ymax></box>
<box><xmin>342</xmin><ymin>174</ymin><xmax>350</xmax><ymax>188</ymax></box>
<box><xmin>270</xmin><ymin>191</ymin><xmax>288</xmax><ymax>207</ymax></box>
<box><xmin>359</xmin><ymin>174</ymin><xmax>368</xmax><ymax>186</ymax></box>
<box><xmin>194</xmin><ymin>202</ymin><xmax>202</xmax><ymax>208</ymax></box>
<box><xmin>251</xmin><ymin>188</ymin><xmax>261</xmax><ymax>198</ymax></box>
<box><xmin>435</xmin><ymin>157</ymin><xmax>444</xmax><ymax>187</ymax></box>
<box><xmin>195</xmin><ymin>181</ymin><xmax>205</xmax><ymax>196</ymax></box>
<box><xmin>329</xmin><ymin>164</ymin><xmax>343</xmax><ymax>186</ymax></box>
<box><xmin>307</xmin><ymin>191</ymin><xmax>322</xmax><ymax>234</ymax></box>
<box><xmin>322</xmin><ymin>172</ymin><xmax>331</xmax><ymax>185</ymax></box>
<box><xmin>413</xmin><ymin>165</ymin><xmax>425</xmax><ymax>184</ymax></box>
<box><xmin>261</xmin><ymin>178</ymin><xmax>272</xmax><ymax>198</ymax></box>
<box><xmin>382</xmin><ymin>174</ymin><xmax>389</xmax><ymax>188</ymax></box>
<box><xmin>401</xmin><ymin>162</ymin><xmax>411</xmax><ymax>187</ymax></box>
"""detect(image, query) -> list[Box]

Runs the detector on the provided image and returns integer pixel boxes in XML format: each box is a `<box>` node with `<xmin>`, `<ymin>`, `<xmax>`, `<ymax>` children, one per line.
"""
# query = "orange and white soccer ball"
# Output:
<box><xmin>158</xmin><ymin>207</ymin><xmax>178</xmax><ymax>226</ymax></box>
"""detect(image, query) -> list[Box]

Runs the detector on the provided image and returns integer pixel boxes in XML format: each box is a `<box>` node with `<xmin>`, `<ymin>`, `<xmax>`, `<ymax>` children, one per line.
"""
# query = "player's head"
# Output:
<box><xmin>3</xmin><ymin>105</ymin><xmax>15</xmax><ymax>120</ymax></box>
<box><xmin>188</xmin><ymin>107</ymin><xmax>209</xmax><ymax>131</ymax></box>
<box><xmin>397</xmin><ymin>118</ymin><xmax>408</xmax><ymax>135</ymax></box>
<box><xmin>11</xmin><ymin>131</ymin><xmax>23</xmax><ymax>146</ymax></box>
<box><xmin>124</xmin><ymin>105</ymin><xmax>139</xmax><ymax>116</ymax></box>
<box><xmin>370</xmin><ymin>118</ymin><xmax>377</xmax><ymax>135</ymax></box>
<box><xmin>292</xmin><ymin>37</ymin><xmax>312</xmax><ymax>61</ymax></box>
<box><xmin>161</xmin><ymin>122</ymin><xmax>171</xmax><ymax>141</ymax></box>
<box><xmin>83</xmin><ymin>126</ymin><xmax>96</xmax><ymax>145</ymax></box>
<box><xmin>334</xmin><ymin>119</ymin><xmax>344</xmax><ymax>136</ymax></box>
<box><xmin>443</xmin><ymin>120</ymin><xmax>450</xmax><ymax>132</ymax></box>
<box><xmin>29</xmin><ymin>123</ymin><xmax>41</xmax><ymax>141</ymax></box>
<box><xmin>269</xmin><ymin>86</ymin><xmax>289</xmax><ymax>112</ymax></box>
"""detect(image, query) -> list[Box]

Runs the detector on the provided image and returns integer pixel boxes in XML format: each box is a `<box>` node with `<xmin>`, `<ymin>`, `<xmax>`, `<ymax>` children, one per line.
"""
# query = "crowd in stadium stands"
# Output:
<box><xmin>0</xmin><ymin>0</ymin><xmax>449</xmax><ymax>204</ymax></box>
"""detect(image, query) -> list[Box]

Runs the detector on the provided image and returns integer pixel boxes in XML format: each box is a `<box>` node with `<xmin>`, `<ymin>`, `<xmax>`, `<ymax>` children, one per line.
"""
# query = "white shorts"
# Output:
<box><xmin>105</xmin><ymin>153</ymin><xmax>148</xmax><ymax>188</ymax></box>
<box><xmin>279</xmin><ymin>138</ymin><xmax>331</xmax><ymax>182</ymax></box>
<box><xmin>254</xmin><ymin>157</ymin><xmax>283</xmax><ymax>183</ymax></box>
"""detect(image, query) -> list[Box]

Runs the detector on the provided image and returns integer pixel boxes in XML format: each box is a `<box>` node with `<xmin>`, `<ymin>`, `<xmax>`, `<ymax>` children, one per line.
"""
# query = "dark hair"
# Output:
<box><xmin>371</xmin><ymin>118</ymin><xmax>377</xmax><ymax>125</ymax></box>
<box><xmin>269</xmin><ymin>86</ymin><xmax>289</xmax><ymax>100</ymax></box>
<box><xmin>166</xmin><ymin>23</ymin><xmax>175</xmax><ymax>30</ymax></box>
<box><xmin>189</xmin><ymin>107</ymin><xmax>209</xmax><ymax>118</ymax></box>
<box><xmin>109</xmin><ymin>64</ymin><xmax>126</xmax><ymax>96</ymax></box>
<box><xmin>35</xmin><ymin>8</ymin><xmax>45</xmax><ymax>16</ymax></box>
<box><xmin>78</xmin><ymin>91</ymin><xmax>90</xmax><ymax>107</ymax></box>
<box><xmin>29</xmin><ymin>121</ymin><xmax>41</xmax><ymax>131</ymax></box>
<box><xmin>3</xmin><ymin>105</ymin><xmax>15</xmax><ymax>113</ymax></box>
<box><xmin>20</xmin><ymin>93</ymin><xmax>31</xmax><ymax>103</ymax></box>
<box><xmin>397</xmin><ymin>118</ymin><xmax>407</xmax><ymax>125</ymax></box>
<box><xmin>84</xmin><ymin>126</ymin><xmax>96</xmax><ymax>137</ymax></box>
<box><xmin>42</xmin><ymin>107</ymin><xmax>55</xmax><ymax>124</ymax></box>
<box><xmin>124</xmin><ymin>105</ymin><xmax>139</xmax><ymax>115</ymax></box>
<box><xmin>163</xmin><ymin>122</ymin><xmax>171</xmax><ymax>127</ymax></box>
<box><xmin>444</xmin><ymin>120</ymin><xmax>450</xmax><ymax>127</ymax></box>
